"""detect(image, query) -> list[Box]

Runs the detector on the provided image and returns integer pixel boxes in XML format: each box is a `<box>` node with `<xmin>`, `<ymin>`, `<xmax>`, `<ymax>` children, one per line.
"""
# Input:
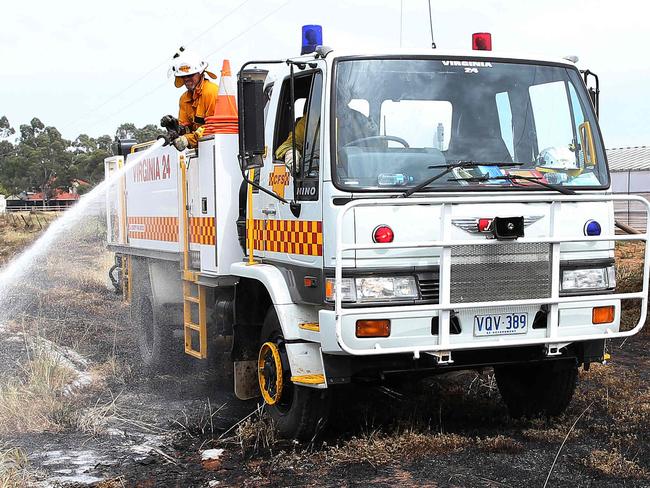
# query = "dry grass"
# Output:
<box><xmin>0</xmin><ymin>212</ymin><xmax>58</xmax><ymax>266</ymax></box>
<box><xmin>583</xmin><ymin>363</ymin><xmax>650</xmax><ymax>432</ymax></box>
<box><xmin>323</xmin><ymin>430</ymin><xmax>471</xmax><ymax>466</ymax></box>
<box><xmin>0</xmin><ymin>347</ymin><xmax>78</xmax><ymax>434</ymax></box>
<box><xmin>0</xmin><ymin>445</ymin><xmax>33</xmax><ymax>488</ymax></box>
<box><xmin>584</xmin><ymin>448</ymin><xmax>648</xmax><ymax>479</ymax></box>
<box><xmin>0</xmin><ymin>445</ymin><xmax>32</xmax><ymax>488</ymax></box>
<box><xmin>614</xmin><ymin>241</ymin><xmax>649</xmax><ymax>332</ymax></box>
<box><xmin>235</xmin><ymin>416</ymin><xmax>279</xmax><ymax>455</ymax></box>
<box><xmin>522</xmin><ymin>423</ymin><xmax>583</xmax><ymax>443</ymax></box>
<box><xmin>297</xmin><ymin>430</ymin><xmax>517</xmax><ymax>469</ymax></box>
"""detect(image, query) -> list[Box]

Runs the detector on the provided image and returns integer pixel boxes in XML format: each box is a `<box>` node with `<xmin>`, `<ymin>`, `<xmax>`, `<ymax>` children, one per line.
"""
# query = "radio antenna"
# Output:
<box><xmin>427</xmin><ymin>0</ymin><xmax>437</xmax><ymax>49</ymax></box>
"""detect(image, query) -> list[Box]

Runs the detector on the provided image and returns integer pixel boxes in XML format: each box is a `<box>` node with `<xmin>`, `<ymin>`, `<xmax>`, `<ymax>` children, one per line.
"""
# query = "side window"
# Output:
<box><xmin>495</xmin><ymin>92</ymin><xmax>514</xmax><ymax>160</ymax></box>
<box><xmin>301</xmin><ymin>73</ymin><xmax>323</xmax><ymax>179</ymax></box>
<box><xmin>272</xmin><ymin>73</ymin><xmax>315</xmax><ymax>161</ymax></box>
<box><xmin>379</xmin><ymin>100</ymin><xmax>452</xmax><ymax>149</ymax></box>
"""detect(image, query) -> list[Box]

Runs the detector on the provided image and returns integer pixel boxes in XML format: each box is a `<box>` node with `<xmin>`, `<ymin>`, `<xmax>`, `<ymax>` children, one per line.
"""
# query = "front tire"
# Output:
<box><xmin>495</xmin><ymin>360</ymin><xmax>578</xmax><ymax>419</ymax></box>
<box><xmin>258</xmin><ymin>307</ymin><xmax>331</xmax><ymax>440</ymax></box>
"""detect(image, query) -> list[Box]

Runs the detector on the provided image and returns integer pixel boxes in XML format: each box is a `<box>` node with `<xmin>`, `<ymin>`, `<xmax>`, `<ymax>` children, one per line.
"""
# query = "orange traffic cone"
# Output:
<box><xmin>203</xmin><ymin>59</ymin><xmax>238</xmax><ymax>135</ymax></box>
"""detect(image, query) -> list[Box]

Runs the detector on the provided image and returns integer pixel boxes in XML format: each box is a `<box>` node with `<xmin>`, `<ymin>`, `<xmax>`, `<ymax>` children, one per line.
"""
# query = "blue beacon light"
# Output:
<box><xmin>301</xmin><ymin>25</ymin><xmax>322</xmax><ymax>55</ymax></box>
<box><xmin>584</xmin><ymin>220</ymin><xmax>602</xmax><ymax>236</ymax></box>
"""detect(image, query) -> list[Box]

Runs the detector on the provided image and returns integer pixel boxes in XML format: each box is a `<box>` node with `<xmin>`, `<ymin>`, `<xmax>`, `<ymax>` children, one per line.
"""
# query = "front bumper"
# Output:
<box><xmin>319</xmin><ymin>300</ymin><xmax>620</xmax><ymax>355</ymax></box>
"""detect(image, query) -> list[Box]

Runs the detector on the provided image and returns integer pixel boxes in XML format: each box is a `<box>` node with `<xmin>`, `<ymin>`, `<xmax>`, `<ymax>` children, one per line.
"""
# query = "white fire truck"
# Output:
<box><xmin>105</xmin><ymin>33</ymin><xmax>650</xmax><ymax>440</ymax></box>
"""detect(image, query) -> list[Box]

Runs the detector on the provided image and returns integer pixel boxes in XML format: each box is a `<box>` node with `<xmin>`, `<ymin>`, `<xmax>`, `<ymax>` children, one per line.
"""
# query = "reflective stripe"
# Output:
<box><xmin>249</xmin><ymin>219</ymin><xmax>323</xmax><ymax>256</ymax></box>
<box><xmin>299</xmin><ymin>322</ymin><xmax>320</xmax><ymax>332</ymax></box>
<box><xmin>128</xmin><ymin>216</ymin><xmax>178</xmax><ymax>242</ymax></box>
<box><xmin>189</xmin><ymin>216</ymin><xmax>216</xmax><ymax>245</ymax></box>
<box><xmin>291</xmin><ymin>374</ymin><xmax>325</xmax><ymax>385</ymax></box>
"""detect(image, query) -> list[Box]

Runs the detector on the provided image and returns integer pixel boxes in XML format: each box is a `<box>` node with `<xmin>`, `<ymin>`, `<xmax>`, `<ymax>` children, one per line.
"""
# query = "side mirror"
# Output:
<box><xmin>581</xmin><ymin>69</ymin><xmax>600</xmax><ymax>118</ymax></box>
<box><xmin>238</xmin><ymin>74</ymin><xmax>266</xmax><ymax>170</ymax></box>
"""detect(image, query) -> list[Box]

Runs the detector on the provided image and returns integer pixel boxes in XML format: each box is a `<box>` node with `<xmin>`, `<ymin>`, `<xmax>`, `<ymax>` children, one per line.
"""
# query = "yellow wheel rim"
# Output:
<box><xmin>258</xmin><ymin>341</ymin><xmax>283</xmax><ymax>405</ymax></box>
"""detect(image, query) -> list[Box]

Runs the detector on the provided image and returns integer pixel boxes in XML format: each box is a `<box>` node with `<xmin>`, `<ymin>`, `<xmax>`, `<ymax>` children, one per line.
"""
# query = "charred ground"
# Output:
<box><xmin>1</xmin><ymin>214</ymin><xmax>649</xmax><ymax>487</ymax></box>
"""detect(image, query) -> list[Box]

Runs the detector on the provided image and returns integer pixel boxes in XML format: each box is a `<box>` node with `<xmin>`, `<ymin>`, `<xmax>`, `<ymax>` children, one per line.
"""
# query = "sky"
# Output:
<box><xmin>1</xmin><ymin>0</ymin><xmax>648</xmax><ymax>148</ymax></box>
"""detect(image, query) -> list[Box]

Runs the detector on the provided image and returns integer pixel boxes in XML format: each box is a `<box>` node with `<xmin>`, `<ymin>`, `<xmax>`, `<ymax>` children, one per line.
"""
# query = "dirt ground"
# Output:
<box><xmin>1</xmin><ymin>215</ymin><xmax>650</xmax><ymax>487</ymax></box>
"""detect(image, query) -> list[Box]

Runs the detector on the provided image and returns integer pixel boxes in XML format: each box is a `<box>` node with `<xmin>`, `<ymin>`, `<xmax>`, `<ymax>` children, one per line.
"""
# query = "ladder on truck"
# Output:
<box><xmin>180</xmin><ymin>154</ymin><xmax>208</xmax><ymax>359</ymax></box>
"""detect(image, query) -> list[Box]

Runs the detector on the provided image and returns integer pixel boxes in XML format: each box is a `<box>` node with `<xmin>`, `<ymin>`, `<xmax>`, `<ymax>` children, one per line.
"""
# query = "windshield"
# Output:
<box><xmin>332</xmin><ymin>58</ymin><xmax>608</xmax><ymax>191</ymax></box>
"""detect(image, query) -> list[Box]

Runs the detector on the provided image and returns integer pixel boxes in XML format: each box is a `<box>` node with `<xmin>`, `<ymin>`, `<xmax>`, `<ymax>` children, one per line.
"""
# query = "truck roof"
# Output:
<box><xmin>293</xmin><ymin>48</ymin><xmax>578</xmax><ymax>68</ymax></box>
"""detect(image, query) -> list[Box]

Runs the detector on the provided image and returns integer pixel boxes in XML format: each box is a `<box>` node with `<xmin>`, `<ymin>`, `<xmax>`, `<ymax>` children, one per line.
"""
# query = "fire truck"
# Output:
<box><xmin>105</xmin><ymin>31</ymin><xmax>650</xmax><ymax>440</ymax></box>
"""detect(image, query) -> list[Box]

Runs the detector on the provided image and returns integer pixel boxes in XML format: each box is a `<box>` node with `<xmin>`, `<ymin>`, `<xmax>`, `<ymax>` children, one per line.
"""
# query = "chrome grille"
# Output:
<box><xmin>450</xmin><ymin>243</ymin><xmax>551</xmax><ymax>303</ymax></box>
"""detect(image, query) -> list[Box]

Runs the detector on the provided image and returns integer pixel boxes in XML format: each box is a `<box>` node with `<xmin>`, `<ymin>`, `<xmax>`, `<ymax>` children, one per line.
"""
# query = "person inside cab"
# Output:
<box><xmin>161</xmin><ymin>47</ymin><xmax>219</xmax><ymax>151</ymax></box>
<box><xmin>275</xmin><ymin>84</ymin><xmax>376</xmax><ymax>167</ymax></box>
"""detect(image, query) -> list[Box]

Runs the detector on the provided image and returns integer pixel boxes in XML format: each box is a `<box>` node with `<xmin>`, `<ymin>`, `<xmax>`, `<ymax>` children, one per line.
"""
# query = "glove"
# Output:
<box><xmin>284</xmin><ymin>149</ymin><xmax>301</xmax><ymax>169</ymax></box>
<box><xmin>173</xmin><ymin>135</ymin><xmax>189</xmax><ymax>151</ymax></box>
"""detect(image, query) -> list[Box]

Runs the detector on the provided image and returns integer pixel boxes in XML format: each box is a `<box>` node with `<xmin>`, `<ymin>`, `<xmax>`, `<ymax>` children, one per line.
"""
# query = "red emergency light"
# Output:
<box><xmin>373</xmin><ymin>225</ymin><xmax>394</xmax><ymax>243</ymax></box>
<box><xmin>472</xmin><ymin>32</ymin><xmax>492</xmax><ymax>51</ymax></box>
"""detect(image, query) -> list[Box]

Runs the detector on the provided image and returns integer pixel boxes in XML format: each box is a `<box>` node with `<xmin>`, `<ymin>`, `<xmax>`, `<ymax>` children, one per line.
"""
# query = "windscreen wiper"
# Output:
<box><xmin>401</xmin><ymin>161</ymin><xmax>523</xmax><ymax>198</ymax></box>
<box><xmin>449</xmin><ymin>173</ymin><xmax>576</xmax><ymax>195</ymax></box>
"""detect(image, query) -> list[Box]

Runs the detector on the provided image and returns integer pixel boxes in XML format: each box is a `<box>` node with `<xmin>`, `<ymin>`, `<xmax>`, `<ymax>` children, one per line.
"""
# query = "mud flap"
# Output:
<box><xmin>285</xmin><ymin>342</ymin><xmax>327</xmax><ymax>389</ymax></box>
<box><xmin>234</xmin><ymin>360</ymin><xmax>259</xmax><ymax>400</ymax></box>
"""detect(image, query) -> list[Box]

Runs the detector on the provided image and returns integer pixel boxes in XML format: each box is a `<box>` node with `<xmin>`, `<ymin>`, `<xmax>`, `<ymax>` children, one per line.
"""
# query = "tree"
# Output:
<box><xmin>0</xmin><ymin>118</ymin><xmax>161</xmax><ymax>194</ymax></box>
<box><xmin>0</xmin><ymin>116</ymin><xmax>15</xmax><ymax>139</ymax></box>
<box><xmin>0</xmin><ymin>116</ymin><xmax>16</xmax><ymax>193</ymax></box>
<box><xmin>71</xmin><ymin>133</ymin><xmax>113</xmax><ymax>184</ymax></box>
<box><xmin>115</xmin><ymin>122</ymin><xmax>164</xmax><ymax>143</ymax></box>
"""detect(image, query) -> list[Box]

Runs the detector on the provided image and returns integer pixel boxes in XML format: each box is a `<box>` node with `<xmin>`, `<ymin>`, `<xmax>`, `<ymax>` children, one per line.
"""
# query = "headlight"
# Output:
<box><xmin>355</xmin><ymin>276</ymin><xmax>419</xmax><ymax>302</ymax></box>
<box><xmin>561</xmin><ymin>266</ymin><xmax>616</xmax><ymax>292</ymax></box>
<box><xmin>325</xmin><ymin>276</ymin><xmax>419</xmax><ymax>302</ymax></box>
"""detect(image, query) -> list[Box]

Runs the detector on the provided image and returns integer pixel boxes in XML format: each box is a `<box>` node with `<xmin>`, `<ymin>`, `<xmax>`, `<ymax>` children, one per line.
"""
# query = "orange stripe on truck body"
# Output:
<box><xmin>189</xmin><ymin>217</ymin><xmax>216</xmax><ymax>245</ymax></box>
<box><xmin>248</xmin><ymin>219</ymin><xmax>323</xmax><ymax>256</ymax></box>
<box><xmin>127</xmin><ymin>216</ymin><xmax>179</xmax><ymax>242</ymax></box>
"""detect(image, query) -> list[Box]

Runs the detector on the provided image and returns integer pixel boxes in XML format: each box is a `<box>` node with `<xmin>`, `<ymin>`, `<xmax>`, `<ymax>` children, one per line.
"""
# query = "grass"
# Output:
<box><xmin>584</xmin><ymin>448</ymin><xmax>648</xmax><ymax>479</ymax></box>
<box><xmin>0</xmin><ymin>445</ymin><xmax>32</xmax><ymax>488</ymax></box>
<box><xmin>0</xmin><ymin>346</ymin><xmax>79</xmax><ymax>434</ymax></box>
<box><xmin>0</xmin><ymin>212</ymin><xmax>59</xmax><ymax>266</ymax></box>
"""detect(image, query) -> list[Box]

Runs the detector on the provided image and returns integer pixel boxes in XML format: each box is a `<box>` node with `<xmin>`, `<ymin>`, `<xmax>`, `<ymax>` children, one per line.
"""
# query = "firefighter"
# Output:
<box><xmin>161</xmin><ymin>48</ymin><xmax>219</xmax><ymax>151</ymax></box>
<box><xmin>275</xmin><ymin>117</ymin><xmax>306</xmax><ymax>167</ymax></box>
<box><xmin>275</xmin><ymin>84</ymin><xmax>376</xmax><ymax>166</ymax></box>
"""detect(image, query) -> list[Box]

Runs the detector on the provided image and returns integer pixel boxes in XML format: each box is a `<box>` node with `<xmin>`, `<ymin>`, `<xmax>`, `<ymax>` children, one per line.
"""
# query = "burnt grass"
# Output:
<box><xmin>2</xmin><ymin>224</ymin><xmax>650</xmax><ymax>486</ymax></box>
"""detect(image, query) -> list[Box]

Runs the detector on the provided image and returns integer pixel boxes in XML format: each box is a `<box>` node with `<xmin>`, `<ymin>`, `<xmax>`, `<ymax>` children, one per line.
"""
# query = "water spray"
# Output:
<box><xmin>0</xmin><ymin>139</ymin><xmax>166</xmax><ymax>302</ymax></box>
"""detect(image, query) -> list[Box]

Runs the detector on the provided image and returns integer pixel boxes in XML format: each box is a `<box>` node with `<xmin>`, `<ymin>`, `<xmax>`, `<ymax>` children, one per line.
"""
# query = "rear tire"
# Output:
<box><xmin>259</xmin><ymin>307</ymin><xmax>331</xmax><ymax>441</ymax></box>
<box><xmin>130</xmin><ymin>259</ymin><xmax>180</xmax><ymax>374</ymax></box>
<box><xmin>494</xmin><ymin>360</ymin><xmax>578</xmax><ymax>419</ymax></box>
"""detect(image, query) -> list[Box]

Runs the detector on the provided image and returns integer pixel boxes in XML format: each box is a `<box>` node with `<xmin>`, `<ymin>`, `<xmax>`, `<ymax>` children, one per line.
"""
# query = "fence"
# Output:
<box><xmin>0</xmin><ymin>210</ymin><xmax>61</xmax><ymax>231</ymax></box>
<box><xmin>5</xmin><ymin>205</ymin><xmax>69</xmax><ymax>213</ymax></box>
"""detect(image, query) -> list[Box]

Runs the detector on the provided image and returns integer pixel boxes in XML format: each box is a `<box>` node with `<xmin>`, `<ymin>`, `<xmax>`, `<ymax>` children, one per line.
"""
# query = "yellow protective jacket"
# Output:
<box><xmin>275</xmin><ymin>117</ymin><xmax>306</xmax><ymax>159</ymax></box>
<box><xmin>178</xmin><ymin>78</ymin><xmax>219</xmax><ymax>147</ymax></box>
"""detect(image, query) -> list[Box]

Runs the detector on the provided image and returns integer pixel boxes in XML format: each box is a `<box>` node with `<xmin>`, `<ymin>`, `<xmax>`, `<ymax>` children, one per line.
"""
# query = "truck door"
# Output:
<box><xmin>259</xmin><ymin>69</ymin><xmax>324</xmax><ymax>303</ymax></box>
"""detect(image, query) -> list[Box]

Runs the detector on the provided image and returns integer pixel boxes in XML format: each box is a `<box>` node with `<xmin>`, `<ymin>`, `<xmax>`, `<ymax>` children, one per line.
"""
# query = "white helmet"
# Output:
<box><xmin>537</xmin><ymin>146</ymin><xmax>579</xmax><ymax>170</ymax></box>
<box><xmin>168</xmin><ymin>47</ymin><xmax>216</xmax><ymax>88</ymax></box>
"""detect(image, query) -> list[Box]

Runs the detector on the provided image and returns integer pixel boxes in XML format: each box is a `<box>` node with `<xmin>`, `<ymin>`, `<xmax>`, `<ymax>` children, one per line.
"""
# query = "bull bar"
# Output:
<box><xmin>334</xmin><ymin>194</ymin><xmax>650</xmax><ymax>357</ymax></box>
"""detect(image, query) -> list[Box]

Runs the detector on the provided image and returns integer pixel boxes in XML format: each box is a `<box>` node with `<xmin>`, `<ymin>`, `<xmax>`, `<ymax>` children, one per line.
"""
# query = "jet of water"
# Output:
<box><xmin>0</xmin><ymin>139</ymin><xmax>166</xmax><ymax>301</ymax></box>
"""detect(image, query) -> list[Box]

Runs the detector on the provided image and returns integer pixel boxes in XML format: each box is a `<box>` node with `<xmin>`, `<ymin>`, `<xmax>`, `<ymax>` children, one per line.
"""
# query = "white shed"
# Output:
<box><xmin>0</xmin><ymin>195</ymin><xmax>5</xmax><ymax>214</ymax></box>
<box><xmin>607</xmin><ymin>146</ymin><xmax>650</xmax><ymax>231</ymax></box>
